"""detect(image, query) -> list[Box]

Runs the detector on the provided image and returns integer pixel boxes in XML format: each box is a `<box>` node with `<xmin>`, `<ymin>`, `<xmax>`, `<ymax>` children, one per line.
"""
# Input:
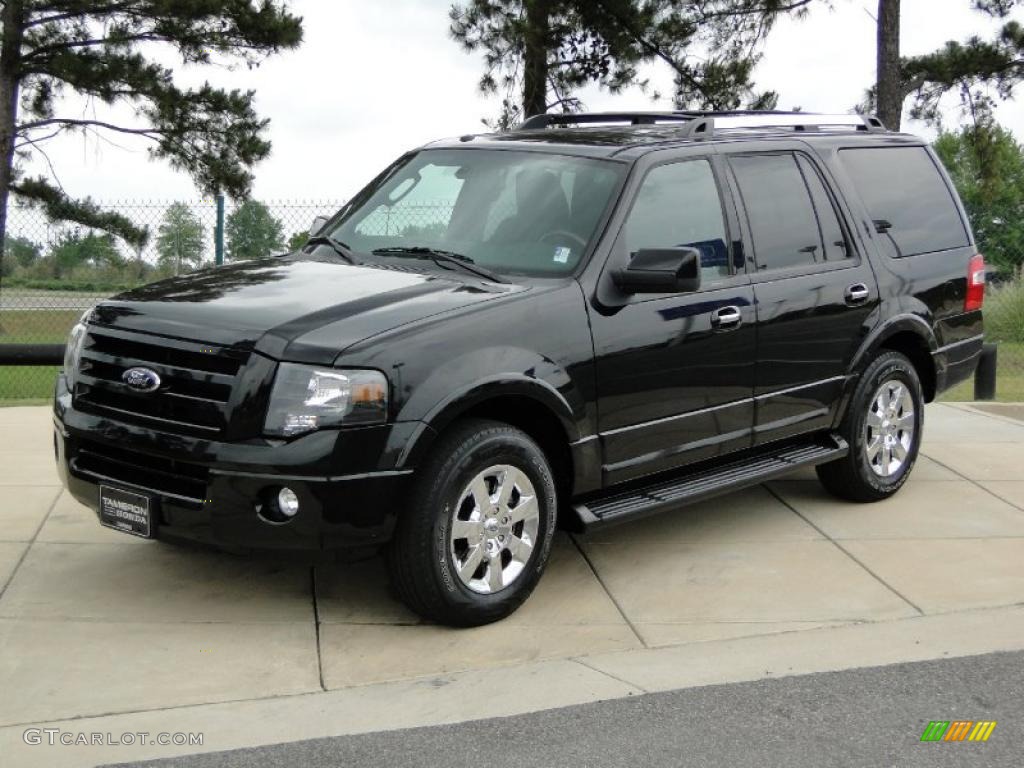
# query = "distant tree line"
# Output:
<box><xmin>1</xmin><ymin>200</ymin><xmax>311</xmax><ymax>287</ymax></box>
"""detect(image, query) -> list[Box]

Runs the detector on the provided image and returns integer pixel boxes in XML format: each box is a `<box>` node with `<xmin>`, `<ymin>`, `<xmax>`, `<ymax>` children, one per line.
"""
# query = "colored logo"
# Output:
<box><xmin>122</xmin><ymin>367</ymin><xmax>161</xmax><ymax>392</ymax></box>
<box><xmin>920</xmin><ymin>720</ymin><xmax>997</xmax><ymax>742</ymax></box>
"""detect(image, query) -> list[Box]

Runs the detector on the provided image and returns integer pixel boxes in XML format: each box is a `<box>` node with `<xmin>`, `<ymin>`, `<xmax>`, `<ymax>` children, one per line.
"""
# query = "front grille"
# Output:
<box><xmin>72</xmin><ymin>439</ymin><xmax>209</xmax><ymax>506</ymax></box>
<box><xmin>75</xmin><ymin>327</ymin><xmax>247</xmax><ymax>437</ymax></box>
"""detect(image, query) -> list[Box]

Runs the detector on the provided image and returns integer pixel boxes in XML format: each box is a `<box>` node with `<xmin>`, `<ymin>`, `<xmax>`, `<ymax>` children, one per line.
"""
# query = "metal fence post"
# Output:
<box><xmin>214</xmin><ymin>194</ymin><xmax>225</xmax><ymax>265</ymax></box>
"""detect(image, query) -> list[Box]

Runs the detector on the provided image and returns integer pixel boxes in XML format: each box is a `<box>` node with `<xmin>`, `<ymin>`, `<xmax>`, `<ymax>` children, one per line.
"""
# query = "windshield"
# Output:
<box><xmin>325</xmin><ymin>149</ymin><xmax>624</xmax><ymax>277</ymax></box>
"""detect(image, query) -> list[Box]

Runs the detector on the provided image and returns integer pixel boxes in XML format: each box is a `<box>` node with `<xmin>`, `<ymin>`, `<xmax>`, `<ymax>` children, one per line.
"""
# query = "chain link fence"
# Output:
<box><xmin>1</xmin><ymin>197</ymin><xmax>1022</xmax><ymax>402</ymax></box>
<box><xmin>0</xmin><ymin>198</ymin><xmax>341</xmax><ymax>401</ymax></box>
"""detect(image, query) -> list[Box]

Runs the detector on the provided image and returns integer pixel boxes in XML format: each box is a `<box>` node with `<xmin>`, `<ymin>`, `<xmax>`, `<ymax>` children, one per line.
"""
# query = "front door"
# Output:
<box><xmin>721</xmin><ymin>146</ymin><xmax>880</xmax><ymax>444</ymax></box>
<box><xmin>588</xmin><ymin>153</ymin><xmax>756</xmax><ymax>487</ymax></box>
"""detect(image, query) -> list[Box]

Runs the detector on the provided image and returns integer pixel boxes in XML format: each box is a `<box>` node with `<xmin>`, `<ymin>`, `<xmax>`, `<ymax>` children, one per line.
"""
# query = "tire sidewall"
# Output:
<box><xmin>847</xmin><ymin>353</ymin><xmax>924</xmax><ymax>496</ymax></box>
<box><xmin>427</xmin><ymin>430</ymin><xmax>557</xmax><ymax>612</ymax></box>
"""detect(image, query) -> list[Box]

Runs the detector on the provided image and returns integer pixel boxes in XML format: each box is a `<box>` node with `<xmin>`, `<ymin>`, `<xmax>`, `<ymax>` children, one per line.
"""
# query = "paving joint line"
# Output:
<box><xmin>4</xmin><ymin>603</ymin><xmax>1021</xmax><ymax>731</ymax></box>
<box><xmin>570</xmin><ymin>656</ymin><xmax>649</xmax><ymax>695</ymax></box>
<box><xmin>0</xmin><ymin>488</ymin><xmax>60</xmax><ymax>602</ymax></box>
<box><xmin>941</xmin><ymin>402</ymin><xmax>1024</xmax><ymax>428</ymax></box>
<box><xmin>763</xmin><ymin>484</ymin><xmax>925</xmax><ymax>616</ymax></box>
<box><xmin>310</xmin><ymin>567</ymin><xmax>327</xmax><ymax>692</ymax></box>
<box><xmin>921</xmin><ymin>450</ymin><xmax>1024</xmax><ymax>513</ymax></box>
<box><xmin>569</xmin><ymin>533</ymin><xmax>648</xmax><ymax>649</ymax></box>
<box><xmin>0</xmin><ymin>686</ymin><xmax>328</xmax><ymax>731</ymax></box>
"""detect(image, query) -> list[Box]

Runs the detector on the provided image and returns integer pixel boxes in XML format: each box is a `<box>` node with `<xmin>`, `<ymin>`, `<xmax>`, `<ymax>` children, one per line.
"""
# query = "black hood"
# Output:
<box><xmin>89</xmin><ymin>257</ymin><xmax>521</xmax><ymax>364</ymax></box>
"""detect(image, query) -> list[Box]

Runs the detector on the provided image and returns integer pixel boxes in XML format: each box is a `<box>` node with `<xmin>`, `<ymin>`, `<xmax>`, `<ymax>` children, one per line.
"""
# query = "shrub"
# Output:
<box><xmin>985</xmin><ymin>276</ymin><xmax>1024</xmax><ymax>343</ymax></box>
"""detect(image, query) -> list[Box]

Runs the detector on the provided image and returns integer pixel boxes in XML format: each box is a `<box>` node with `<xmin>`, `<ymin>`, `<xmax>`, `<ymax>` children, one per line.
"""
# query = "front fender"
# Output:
<box><xmin>392</xmin><ymin>346</ymin><xmax>588</xmax><ymax>469</ymax></box>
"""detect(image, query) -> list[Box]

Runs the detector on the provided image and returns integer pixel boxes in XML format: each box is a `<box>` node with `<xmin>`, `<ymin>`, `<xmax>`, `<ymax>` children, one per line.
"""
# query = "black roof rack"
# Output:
<box><xmin>514</xmin><ymin>110</ymin><xmax>887</xmax><ymax>138</ymax></box>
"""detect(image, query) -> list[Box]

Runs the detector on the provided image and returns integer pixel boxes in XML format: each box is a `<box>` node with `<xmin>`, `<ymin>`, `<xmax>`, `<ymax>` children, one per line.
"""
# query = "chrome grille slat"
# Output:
<box><xmin>81</xmin><ymin>349</ymin><xmax>235</xmax><ymax>389</ymax></box>
<box><xmin>74</xmin><ymin>327</ymin><xmax>245</xmax><ymax>436</ymax></box>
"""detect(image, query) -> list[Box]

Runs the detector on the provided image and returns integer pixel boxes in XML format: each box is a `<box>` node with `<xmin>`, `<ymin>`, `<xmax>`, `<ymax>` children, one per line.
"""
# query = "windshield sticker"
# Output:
<box><xmin>553</xmin><ymin>246</ymin><xmax>572</xmax><ymax>264</ymax></box>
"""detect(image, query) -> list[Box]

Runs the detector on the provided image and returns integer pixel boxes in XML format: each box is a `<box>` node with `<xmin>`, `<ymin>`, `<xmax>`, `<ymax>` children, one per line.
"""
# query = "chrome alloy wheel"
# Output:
<box><xmin>864</xmin><ymin>378</ymin><xmax>916</xmax><ymax>478</ymax></box>
<box><xmin>449</xmin><ymin>464</ymin><xmax>540</xmax><ymax>595</ymax></box>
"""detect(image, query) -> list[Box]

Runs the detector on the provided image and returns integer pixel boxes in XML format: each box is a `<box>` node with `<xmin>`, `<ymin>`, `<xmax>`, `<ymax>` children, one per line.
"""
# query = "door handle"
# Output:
<box><xmin>711</xmin><ymin>305</ymin><xmax>742</xmax><ymax>330</ymax></box>
<box><xmin>845</xmin><ymin>283</ymin><xmax>870</xmax><ymax>304</ymax></box>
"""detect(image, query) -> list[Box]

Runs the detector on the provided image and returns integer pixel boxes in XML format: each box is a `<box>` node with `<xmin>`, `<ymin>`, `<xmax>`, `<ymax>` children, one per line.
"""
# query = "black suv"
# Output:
<box><xmin>54</xmin><ymin>111</ymin><xmax>985</xmax><ymax>626</ymax></box>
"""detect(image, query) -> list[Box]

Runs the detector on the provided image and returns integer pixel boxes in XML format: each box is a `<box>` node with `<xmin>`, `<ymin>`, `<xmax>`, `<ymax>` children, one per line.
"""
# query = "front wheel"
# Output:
<box><xmin>388</xmin><ymin>418</ymin><xmax>557</xmax><ymax>627</ymax></box>
<box><xmin>817</xmin><ymin>351</ymin><xmax>924</xmax><ymax>502</ymax></box>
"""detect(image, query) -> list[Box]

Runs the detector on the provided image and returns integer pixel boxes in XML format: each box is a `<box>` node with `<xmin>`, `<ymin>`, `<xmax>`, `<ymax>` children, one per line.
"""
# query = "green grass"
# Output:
<box><xmin>939</xmin><ymin>341</ymin><xmax>1024</xmax><ymax>402</ymax></box>
<box><xmin>0</xmin><ymin>309</ymin><xmax>78</xmax><ymax>402</ymax></box>
<box><xmin>985</xmin><ymin>278</ymin><xmax>1024</xmax><ymax>344</ymax></box>
<box><xmin>0</xmin><ymin>366</ymin><xmax>58</xmax><ymax>404</ymax></box>
<box><xmin>0</xmin><ymin>308</ymin><xmax>84</xmax><ymax>343</ymax></box>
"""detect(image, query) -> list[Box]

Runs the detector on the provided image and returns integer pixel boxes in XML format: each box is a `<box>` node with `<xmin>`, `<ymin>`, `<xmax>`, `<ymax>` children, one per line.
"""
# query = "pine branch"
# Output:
<box><xmin>16</xmin><ymin>117</ymin><xmax>164</xmax><ymax>137</ymax></box>
<box><xmin>10</xmin><ymin>177</ymin><xmax>149</xmax><ymax>246</ymax></box>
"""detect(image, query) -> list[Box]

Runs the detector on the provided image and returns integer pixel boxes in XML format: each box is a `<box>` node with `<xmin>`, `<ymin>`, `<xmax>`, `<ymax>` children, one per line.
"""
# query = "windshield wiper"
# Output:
<box><xmin>305</xmin><ymin>235</ymin><xmax>358</xmax><ymax>264</ymax></box>
<box><xmin>371</xmin><ymin>246</ymin><xmax>503</xmax><ymax>283</ymax></box>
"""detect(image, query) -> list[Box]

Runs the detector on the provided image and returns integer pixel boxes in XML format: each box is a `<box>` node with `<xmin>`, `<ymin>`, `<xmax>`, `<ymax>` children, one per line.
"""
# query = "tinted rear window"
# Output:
<box><xmin>839</xmin><ymin>146</ymin><xmax>969</xmax><ymax>257</ymax></box>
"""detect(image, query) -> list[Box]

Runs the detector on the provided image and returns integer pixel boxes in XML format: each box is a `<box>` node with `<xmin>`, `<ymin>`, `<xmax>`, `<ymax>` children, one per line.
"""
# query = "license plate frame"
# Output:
<box><xmin>99</xmin><ymin>485</ymin><xmax>154</xmax><ymax>538</ymax></box>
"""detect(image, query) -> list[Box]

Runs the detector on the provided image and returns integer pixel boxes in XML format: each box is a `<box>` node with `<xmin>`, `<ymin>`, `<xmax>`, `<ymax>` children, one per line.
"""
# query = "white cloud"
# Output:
<box><xmin>18</xmin><ymin>0</ymin><xmax>1024</xmax><ymax>206</ymax></box>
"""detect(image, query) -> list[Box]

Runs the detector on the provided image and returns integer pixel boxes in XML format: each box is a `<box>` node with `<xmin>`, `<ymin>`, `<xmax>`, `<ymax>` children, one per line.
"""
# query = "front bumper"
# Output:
<box><xmin>53</xmin><ymin>375</ymin><xmax>426</xmax><ymax>551</ymax></box>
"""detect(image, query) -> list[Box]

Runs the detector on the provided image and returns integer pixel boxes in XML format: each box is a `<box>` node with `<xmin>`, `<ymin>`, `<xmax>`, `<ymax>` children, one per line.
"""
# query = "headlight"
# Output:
<box><xmin>63</xmin><ymin>317</ymin><xmax>88</xmax><ymax>389</ymax></box>
<box><xmin>264</xmin><ymin>364</ymin><xmax>388</xmax><ymax>437</ymax></box>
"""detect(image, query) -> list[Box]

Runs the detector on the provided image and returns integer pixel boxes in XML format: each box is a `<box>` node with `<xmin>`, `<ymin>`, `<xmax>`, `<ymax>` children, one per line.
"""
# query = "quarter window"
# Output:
<box><xmin>621</xmin><ymin>159</ymin><xmax>731</xmax><ymax>283</ymax></box>
<box><xmin>839</xmin><ymin>146</ymin><xmax>969</xmax><ymax>257</ymax></box>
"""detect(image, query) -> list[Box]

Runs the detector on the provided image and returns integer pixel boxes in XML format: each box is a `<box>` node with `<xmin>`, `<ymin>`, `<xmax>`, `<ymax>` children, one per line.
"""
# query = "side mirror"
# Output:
<box><xmin>310</xmin><ymin>215</ymin><xmax>329</xmax><ymax>237</ymax></box>
<box><xmin>612</xmin><ymin>247</ymin><xmax>701</xmax><ymax>294</ymax></box>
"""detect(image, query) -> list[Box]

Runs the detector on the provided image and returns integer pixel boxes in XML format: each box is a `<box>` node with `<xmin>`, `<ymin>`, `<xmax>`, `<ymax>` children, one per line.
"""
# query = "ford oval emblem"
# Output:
<box><xmin>122</xmin><ymin>367</ymin><xmax>161</xmax><ymax>393</ymax></box>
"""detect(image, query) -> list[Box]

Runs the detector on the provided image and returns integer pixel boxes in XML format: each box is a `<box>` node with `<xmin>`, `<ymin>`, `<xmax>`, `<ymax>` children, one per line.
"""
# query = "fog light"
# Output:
<box><xmin>278</xmin><ymin>487</ymin><xmax>300</xmax><ymax>518</ymax></box>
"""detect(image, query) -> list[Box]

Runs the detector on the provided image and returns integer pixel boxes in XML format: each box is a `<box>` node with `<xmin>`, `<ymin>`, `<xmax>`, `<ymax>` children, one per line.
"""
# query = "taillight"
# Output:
<box><xmin>965</xmin><ymin>253</ymin><xmax>985</xmax><ymax>312</ymax></box>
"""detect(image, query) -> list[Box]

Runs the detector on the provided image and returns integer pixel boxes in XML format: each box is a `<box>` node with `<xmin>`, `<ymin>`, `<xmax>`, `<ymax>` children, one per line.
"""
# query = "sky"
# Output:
<box><xmin>19</xmin><ymin>0</ymin><xmax>1024</xmax><ymax>207</ymax></box>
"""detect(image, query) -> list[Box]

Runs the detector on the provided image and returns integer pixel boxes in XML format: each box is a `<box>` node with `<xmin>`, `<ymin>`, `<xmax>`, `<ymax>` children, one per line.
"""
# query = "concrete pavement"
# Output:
<box><xmin>1</xmin><ymin>401</ymin><xmax>1023</xmax><ymax>766</ymax></box>
<box><xmin>109</xmin><ymin>650</ymin><xmax>1024</xmax><ymax>768</ymax></box>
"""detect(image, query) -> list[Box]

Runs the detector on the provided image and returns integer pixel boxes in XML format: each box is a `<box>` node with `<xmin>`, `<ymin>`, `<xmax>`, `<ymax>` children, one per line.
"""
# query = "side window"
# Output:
<box><xmin>622</xmin><ymin>159</ymin><xmax>731</xmax><ymax>284</ymax></box>
<box><xmin>729</xmin><ymin>153</ymin><xmax>823</xmax><ymax>271</ymax></box>
<box><xmin>796</xmin><ymin>155</ymin><xmax>850</xmax><ymax>261</ymax></box>
<box><xmin>838</xmin><ymin>146</ymin><xmax>969</xmax><ymax>257</ymax></box>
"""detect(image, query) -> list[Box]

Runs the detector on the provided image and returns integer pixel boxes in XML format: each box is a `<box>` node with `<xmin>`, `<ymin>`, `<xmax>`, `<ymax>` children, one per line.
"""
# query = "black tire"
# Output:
<box><xmin>388</xmin><ymin>418</ymin><xmax>557</xmax><ymax>627</ymax></box>
<box><xmin>816</xmin><ymin>351</ymin><xmax>924</xmax><ymax>503</ymax></box>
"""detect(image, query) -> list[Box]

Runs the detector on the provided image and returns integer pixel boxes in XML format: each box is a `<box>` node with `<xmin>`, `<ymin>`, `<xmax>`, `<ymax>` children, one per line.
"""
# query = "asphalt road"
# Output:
<box><xmin>112</xmin><ymin>650</ymin><xmax>1022</xmax><ymax>768</ymax></box>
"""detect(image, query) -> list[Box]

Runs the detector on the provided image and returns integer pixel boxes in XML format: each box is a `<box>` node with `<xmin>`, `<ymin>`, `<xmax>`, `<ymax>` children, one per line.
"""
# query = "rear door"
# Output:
<box><xmin>721</xmin><ymin>143</ymin><xmax>879</xmax><ymax>444</ymax></box>
<box><xmin>587</xmin><ymin>149</ymin><xmax>756</xmax><ymax>486</ymax></box>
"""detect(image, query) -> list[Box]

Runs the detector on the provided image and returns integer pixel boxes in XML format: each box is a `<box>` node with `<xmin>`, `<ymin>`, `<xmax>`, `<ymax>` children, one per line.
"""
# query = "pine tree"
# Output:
<box><xmin>0</xmin><ymin>2</ymin><xmax>303</xmax><ymax>256</ymax></box>
<box><xmin>875</xmin><ymin>0</ymin><xmax>902</xmax><ymax>129</ymax></box>
<box><xmin>449</xmin><ymin>0</ymin><xmax>812</xmax><ymax>127</ymax></box>
<box><xmin>868</xmin><ymin>1</ymin><xmax>1024</xmax><ymax>129</ymax></box>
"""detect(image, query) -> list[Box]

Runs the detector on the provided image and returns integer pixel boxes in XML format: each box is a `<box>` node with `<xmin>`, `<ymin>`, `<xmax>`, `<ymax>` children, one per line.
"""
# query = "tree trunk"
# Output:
<box><xmin>522</xmin><ymin>0</ymin><xmax>550</xmax><ymax>118</ymax></box>
<box><xmin>0</xmin><ymin>1</ymin><xmax>24</xmax><ymax>256</ymax></box>
<box><xmin>875</xmin><ymin>0</ymin><xmax>902</xmax><ymax>130</ymax></box>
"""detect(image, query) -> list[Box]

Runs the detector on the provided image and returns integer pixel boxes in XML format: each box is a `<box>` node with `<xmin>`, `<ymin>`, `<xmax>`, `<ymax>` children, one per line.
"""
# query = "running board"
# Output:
<box><xmin>574</xmin><ymin>435</ymin><xmax>848</xmax><ymax>531</ymax></box>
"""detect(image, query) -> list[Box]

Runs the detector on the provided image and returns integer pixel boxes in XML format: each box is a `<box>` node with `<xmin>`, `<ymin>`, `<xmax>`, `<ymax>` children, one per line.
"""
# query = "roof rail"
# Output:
<box><xmin>674</xmin><ymin>110</ymin><xmax>887</xmax><ymax>133</ymax></box>
<box><xmin>515</xmin><ymin>110</ymin><xmax>887</xmax><ymax>138</ymax></box>
<box><xmin>517</xmin><ymin>111</ymin><xmax>695</xmax><ymax>131</ymax></box>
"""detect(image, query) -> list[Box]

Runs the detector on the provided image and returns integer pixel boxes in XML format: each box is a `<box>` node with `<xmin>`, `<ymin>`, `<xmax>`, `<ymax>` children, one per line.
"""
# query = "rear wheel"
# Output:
<box><xmin>817</xmin><ymin>351</ymin><xmax>924</xmax><ymax>502</ymax></box>
<box><xmin>388</xmin><ymin>418</ymin><xmax>557</xmax><ymax>626</ymax></box>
